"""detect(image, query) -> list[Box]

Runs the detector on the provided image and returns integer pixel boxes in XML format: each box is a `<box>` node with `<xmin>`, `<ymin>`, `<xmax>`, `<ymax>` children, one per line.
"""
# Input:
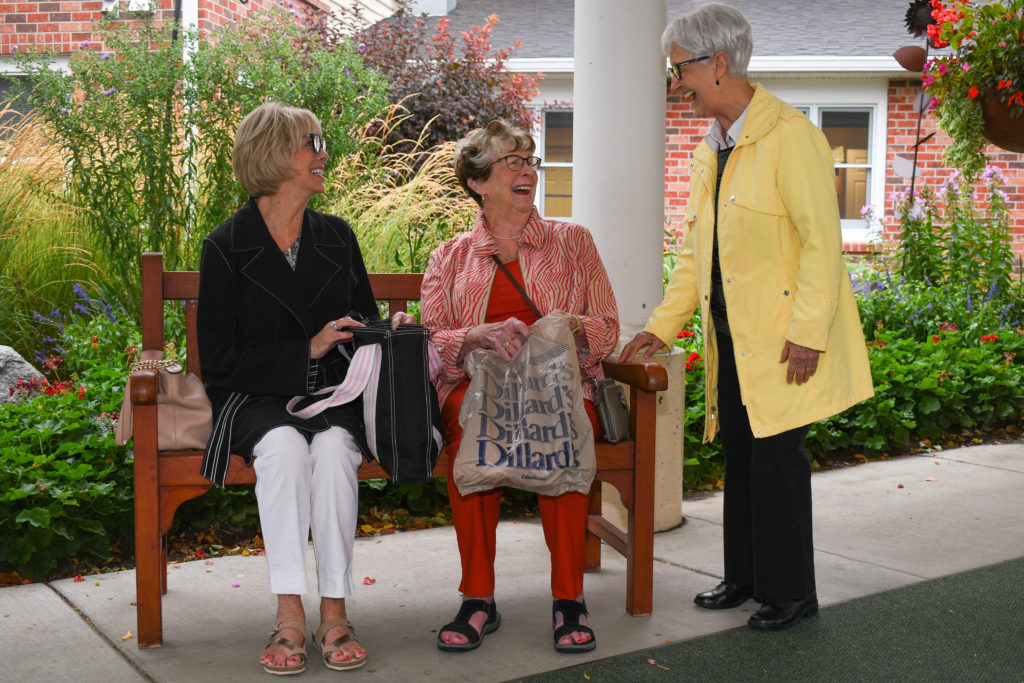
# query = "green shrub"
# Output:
<box><xmin>0</xmin><ymin>289</ymin><xmax>132</xmax><ymax>580</ymax></box>
<box><xmin>16</xmin><ymin>9</ymin><xmax>388</xmax><ymax>312</ymax></box>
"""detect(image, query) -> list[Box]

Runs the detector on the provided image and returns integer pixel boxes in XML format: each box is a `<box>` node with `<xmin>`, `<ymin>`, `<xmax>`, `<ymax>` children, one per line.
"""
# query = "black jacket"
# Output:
<box><xmin>197</xmin><ymin>198</ymin><xmax>379</xmax><ymax>486</ymax></box>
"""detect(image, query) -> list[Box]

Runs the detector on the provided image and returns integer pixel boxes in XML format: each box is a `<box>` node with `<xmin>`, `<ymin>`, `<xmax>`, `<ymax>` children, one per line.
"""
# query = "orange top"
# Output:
<box><xmin>484</xmin><ymin>260</ymin><xmax>539</xmax><ymax>326</ymax></box>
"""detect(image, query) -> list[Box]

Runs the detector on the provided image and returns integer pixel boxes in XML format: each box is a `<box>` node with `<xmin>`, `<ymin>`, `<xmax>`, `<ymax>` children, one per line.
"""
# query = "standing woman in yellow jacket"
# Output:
<box><xmin>620</xmin><ymin>2</ymin><xmax>873</xmax><ymax>631</ymax></box>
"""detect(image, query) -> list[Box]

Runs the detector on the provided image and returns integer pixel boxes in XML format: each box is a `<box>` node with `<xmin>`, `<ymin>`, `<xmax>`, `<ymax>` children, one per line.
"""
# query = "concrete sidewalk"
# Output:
<box><xmin>4</xmin><ymin>442</ymin><xmax>1023</xmax><ymax>682</ymax></box>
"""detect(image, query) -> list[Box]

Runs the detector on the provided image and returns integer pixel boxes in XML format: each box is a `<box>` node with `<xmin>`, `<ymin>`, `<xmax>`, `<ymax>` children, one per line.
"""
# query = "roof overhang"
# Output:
<box><xmin>507</xmin><ymin>55</ymin><xmax>908</xmax><ymax>78</ymax></box>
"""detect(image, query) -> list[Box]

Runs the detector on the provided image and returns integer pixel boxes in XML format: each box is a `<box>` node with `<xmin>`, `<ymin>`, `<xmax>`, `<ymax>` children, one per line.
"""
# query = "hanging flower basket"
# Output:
<box><xmin>981</xmin><ymin>91</ymin><xmax>1024</xmax><ymax>152</ymax></box>
<box><xmin>917</xmin><ymin>0</ymin><xmax>1024</xmax><ymax>177</ymax></box>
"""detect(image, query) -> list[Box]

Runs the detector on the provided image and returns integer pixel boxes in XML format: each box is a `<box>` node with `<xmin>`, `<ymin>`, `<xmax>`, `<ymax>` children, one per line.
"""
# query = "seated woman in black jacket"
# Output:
<box><xmin>197</xmin><ymin>102</ymin><xmax>414</xmax><ymax>675</ymax></box>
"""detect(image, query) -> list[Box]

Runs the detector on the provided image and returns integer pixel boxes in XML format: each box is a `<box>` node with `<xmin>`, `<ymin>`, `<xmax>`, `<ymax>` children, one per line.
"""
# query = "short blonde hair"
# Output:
<box><xmin>453</xmin><ymin>119</ymin><xmax>536</xmax><ymax>207</ymax></box>
<box><xmin>232</xmin><ymin>102</ymin><xmax>322</xmax><ymax>197</ymax></box>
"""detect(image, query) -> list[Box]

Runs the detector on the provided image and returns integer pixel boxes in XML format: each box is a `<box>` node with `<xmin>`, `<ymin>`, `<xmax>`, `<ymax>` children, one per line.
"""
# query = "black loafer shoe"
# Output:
<box><xmin>747</xmin><ymin>594</ymin><xmax>819</xmax><ymax>631</ymax></box>
<box><xmin>694</xmin><ymin>582</ymin><xmax>756</xmax><ymax>609</ymax></box>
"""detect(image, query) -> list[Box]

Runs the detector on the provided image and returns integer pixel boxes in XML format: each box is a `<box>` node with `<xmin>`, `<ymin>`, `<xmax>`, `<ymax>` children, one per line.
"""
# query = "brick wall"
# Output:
<box><xmin>1</xmin><ymin>0</ymin><xmax>324</xmax><ymax>55</ymax></box>
<box><xmin>884</xmin><ymin>79</ymin><xmax>1024</xmax><ymax>265</ymax></box>
<box><xmin>664</xmin><ymin>81</ymin><xmax>1024</xmax><ymax>264</ymax></box>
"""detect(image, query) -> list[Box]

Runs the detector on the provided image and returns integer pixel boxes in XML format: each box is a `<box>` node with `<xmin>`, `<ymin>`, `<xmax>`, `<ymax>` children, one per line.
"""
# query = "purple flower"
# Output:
<box><xmin>102</xmin><ymin>52</ymin><xmax>111</xmax><ymax>59</ymax></box>
<box><xmin>104</xmin><ymin>303</ymin><xmax>117</xmax><ymax>323</ymax></box>
<box><xmin>102</xmin><ymin>86</ymin><xmax>116</xmax><ymax>95</ymax></box>
<box><xmin>358</xmin><ymin>43</ymin><xmax>366</xmax><ymax>53</ymax></box>
<box><xmin>73</xmin><ymin>302</ymin><xmax>89</xmax><ymax>316</ymax></box>
<box><xmin>73</xmin><ymin>283</ymin><xmax>91</xmax><ymax>301</ymax></box>
<box><xmin>80</xmin><ymin>39</ymin><xmax>90</xmax><ymax>48</ymax></box>
<box><xmin>345</xmin><ymin>68</ymin><xmax>351</xmax><ymax>76</ymax></box>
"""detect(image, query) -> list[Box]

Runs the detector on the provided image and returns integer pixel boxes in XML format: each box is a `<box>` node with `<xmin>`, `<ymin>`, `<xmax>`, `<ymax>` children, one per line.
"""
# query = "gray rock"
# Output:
<box><xmin>0</xmin><ymin>345</ymin><xmax>43</xmax><ymax>404</ymax></box>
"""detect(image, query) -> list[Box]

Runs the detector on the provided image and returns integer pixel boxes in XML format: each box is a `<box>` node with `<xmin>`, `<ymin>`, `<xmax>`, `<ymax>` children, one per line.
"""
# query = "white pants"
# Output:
<box><xmin>253</xmin><ymin>425</ymin><xmax>362</xmax><ymax>597</ymax></box>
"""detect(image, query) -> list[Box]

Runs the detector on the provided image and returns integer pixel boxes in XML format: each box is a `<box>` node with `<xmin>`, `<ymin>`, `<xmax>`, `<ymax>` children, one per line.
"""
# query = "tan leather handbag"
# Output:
<box><xmin>115</xmin><ymin>360</ymin><xmax>212</xmax><ymax>451</ymax></box>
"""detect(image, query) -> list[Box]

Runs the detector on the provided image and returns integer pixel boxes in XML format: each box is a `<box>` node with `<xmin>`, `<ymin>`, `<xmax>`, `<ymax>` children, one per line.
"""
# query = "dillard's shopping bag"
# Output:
<box><xmin>453</xmin><ymin>313</ymin><xmax>595</xmax><ymax>497</ymax></box>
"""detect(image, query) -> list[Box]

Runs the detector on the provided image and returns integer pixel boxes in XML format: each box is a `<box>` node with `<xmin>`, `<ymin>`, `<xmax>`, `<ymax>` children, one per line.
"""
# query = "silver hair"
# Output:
<box><xmin>661</xmin><ymin>2</ymin><xmax>753</xmax><ymax>78</ymax></box>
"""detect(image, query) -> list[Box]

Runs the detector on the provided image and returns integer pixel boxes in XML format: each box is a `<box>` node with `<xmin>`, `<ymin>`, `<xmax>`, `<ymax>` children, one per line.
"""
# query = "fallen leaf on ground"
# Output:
<box><xmin>363</xmin><ymin>576</ymin><xmax>376</xmax><ymax>585</ymax></box>
<box><xmin>121</xmin><ymin>630</ymin><xmax>133</xmax><ymax>641</ymax></box>
<box><xmin>925</xmin><ymin>477</ymin><xmax>936</xmax><ymax>481</ymax></box>
<box><xmin>73</xmin><ymin>574</ymin><xmax>83</xmax><ymax>582</ymax></box>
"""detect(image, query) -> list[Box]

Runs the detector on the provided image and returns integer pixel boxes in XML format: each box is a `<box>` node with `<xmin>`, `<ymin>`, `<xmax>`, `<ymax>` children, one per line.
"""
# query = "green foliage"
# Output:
<box><xmin>890</xmin><ymin>167</ymin><xmax>1014</xmax><ymax>292</ymax></box>
<box><xmin>15</xmin><ymin>9</ymin><xmax>388</xmax><ymax>312</ymax></box>
<box><xmin>0</xmin><ymin>104</ymin><xmax>99</xmax><ymax>359</ymax></box>
<box><xmin>807</xmin><ymin>329</ymin><xmax>1024</xmax><ymax>458</ymax></box>
<box><xmin>326</xmin><ymin>109</ymin><xmax>477</xmax><ymax>273</ymax></box>
<box><xmin>321</xmin><ymin>0</ymin><xmax>541</xmax><ymax>149</ymax></box>
<box><xmin>0</xmin><ymin>291</ymin><xmax>131</xmax><ymax>580</ymax></box>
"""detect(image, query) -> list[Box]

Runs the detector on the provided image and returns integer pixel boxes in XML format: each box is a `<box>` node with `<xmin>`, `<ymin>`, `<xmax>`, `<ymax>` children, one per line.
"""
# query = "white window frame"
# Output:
<box><xmin>763</xmin><ymin>78</ymin><xmax>889</xmax><ymax>244</ymax></box>
<box><xmin>535</xmin><ymin>107</ymin><xmax>574</xmax><ymax>220</ymax></box>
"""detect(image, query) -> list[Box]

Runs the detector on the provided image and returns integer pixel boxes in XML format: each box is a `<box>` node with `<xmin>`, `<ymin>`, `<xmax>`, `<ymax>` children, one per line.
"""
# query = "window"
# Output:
<box><xmin>0</xmin><ymin>75</ymin><xmax>32</xmax><ymax>140</ymax></box>
<box><xmin>772</xmin><ymin>79</ymin><xmax>887</xmax><ymax>243</ymax></box>
<box><xmin>538</xmin><ymin>110</ymin><xmax>573</xmax><ymax>219</ymax></box>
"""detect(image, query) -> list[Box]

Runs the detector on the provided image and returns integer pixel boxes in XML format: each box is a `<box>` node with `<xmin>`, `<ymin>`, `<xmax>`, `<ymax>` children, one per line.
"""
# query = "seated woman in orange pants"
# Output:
<box><xmin>420</xmin><ymin>119</ymin><xmax>619</xmax><ymax>654</ymax></box>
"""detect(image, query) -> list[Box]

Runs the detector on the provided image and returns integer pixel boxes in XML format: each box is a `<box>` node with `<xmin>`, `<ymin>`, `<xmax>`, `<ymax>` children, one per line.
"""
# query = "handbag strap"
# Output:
<box><xmin>491</xmin><ymin>254</ymin><xmax>543</xmax><ymax>319</ymax></box>
<box><xmin>285</xmin><ymin>344</ymin><xmax>381</xmax><ymax>419</ymax></box>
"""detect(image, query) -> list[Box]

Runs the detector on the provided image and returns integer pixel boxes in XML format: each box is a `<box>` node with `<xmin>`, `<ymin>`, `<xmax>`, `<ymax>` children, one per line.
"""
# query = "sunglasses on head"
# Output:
<box><xmin>304</xmin><ymin>133</ymin><xmax>327</xmax><ymax>154</ymax></box>
<box><xmin>668</xmin><ymin>54</ymin><xmax>712</xmax><ymax>80</ymax></box>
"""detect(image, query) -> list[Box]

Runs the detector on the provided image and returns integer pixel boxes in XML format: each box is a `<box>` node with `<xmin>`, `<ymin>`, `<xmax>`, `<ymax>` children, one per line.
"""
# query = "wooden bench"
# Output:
<box><xmin>129</xmin><ymin>251</ymin><xmax>668</xmax><ymax>647</ymax></box>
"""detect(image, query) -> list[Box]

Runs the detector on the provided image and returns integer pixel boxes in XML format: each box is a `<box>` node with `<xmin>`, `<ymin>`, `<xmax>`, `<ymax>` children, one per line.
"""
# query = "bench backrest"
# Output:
<box><xmin>140</xmin><ymin>252</ymin><xmax>425</xmax><ymax>382</ymax></box>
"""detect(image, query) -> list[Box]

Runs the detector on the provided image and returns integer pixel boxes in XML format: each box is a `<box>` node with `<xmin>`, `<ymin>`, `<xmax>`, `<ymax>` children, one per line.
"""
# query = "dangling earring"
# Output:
<box><xmin>716</xmin><ymin>79</ymin><xmax>720</xmax><ymax>86</ymax></box>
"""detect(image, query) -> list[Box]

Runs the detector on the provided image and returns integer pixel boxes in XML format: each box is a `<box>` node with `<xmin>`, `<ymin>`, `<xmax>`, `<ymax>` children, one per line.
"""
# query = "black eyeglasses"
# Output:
<box><xmin>304</xmin><ymin>133</ymin><xmax>327</xmax><ymax>154</ymax></box>
<box><xmin>491</xmin><ymin>154</ymin><xmax>542</xmax><ymax>171</ymax></box>
<box><xmin>668</xmin><ymin>55</ymin><xmax>712</xmax><ymax>80</ymax></box>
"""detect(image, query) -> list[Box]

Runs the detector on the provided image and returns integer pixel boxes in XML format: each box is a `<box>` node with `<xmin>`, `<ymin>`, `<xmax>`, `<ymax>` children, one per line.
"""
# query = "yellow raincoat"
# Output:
<box><xmin>646</xmin><ymin>85</ymin><xmax>874</xmax><ymax>441</ymax></box>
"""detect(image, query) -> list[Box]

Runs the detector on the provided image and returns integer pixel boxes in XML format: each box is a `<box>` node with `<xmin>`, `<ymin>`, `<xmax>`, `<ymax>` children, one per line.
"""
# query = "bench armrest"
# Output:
<box><xmin>600</xmin><ymin>359</ymin><xmax>668</xmax><ymax>393</ymax></box>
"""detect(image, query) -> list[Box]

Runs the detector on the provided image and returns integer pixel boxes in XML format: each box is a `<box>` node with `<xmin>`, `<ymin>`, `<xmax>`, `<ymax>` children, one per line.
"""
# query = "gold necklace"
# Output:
<box><xmin>483</xmin><ymin>225</ymin><xmax>522</xmax><ymax>241</ymax></box>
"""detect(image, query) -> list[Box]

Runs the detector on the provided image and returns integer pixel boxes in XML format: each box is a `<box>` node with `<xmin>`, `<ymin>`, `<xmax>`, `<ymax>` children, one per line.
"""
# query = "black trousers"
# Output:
<box><xmin>715</xmin><ymin>330</ymin><xmax>816</xmax><ymax>601</ymax></box>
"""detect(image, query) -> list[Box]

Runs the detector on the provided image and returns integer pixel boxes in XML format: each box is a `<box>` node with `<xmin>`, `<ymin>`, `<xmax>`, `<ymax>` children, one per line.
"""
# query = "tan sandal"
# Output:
<box><xmin>262</xmin><ymin>619</ymin><xmax>307</xmax><ymax>676</ymax></box>
<box><xmin>312</xmin><ymin>617</ymin><xmax>367</xmax><ymax>671</ymax></box>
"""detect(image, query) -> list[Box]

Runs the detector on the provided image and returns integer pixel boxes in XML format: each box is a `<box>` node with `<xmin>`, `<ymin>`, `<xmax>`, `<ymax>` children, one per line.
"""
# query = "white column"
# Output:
<box><xmin>573</xmin><ymin>0</ymin><xmax>667</xmax><ymax>340</ymax></box>
<box><xmin>574</xmin><ymin>0</ymin><xmax>683</xmax><ymax>533</ymax></box>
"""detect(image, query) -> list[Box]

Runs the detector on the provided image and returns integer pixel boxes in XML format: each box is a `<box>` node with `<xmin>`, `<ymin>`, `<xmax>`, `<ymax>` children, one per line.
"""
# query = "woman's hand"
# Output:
<box><xmin>391</xmin><ymin>312</ymin><xmax>417</xmax><ymax>328</ymax></box>
<box><xmin>459</xmin><ymin>317</ymin><xmax>531</xmax><ymax>363</ymax></box>
<box><xmin>310</xmin><ymin>316</ymin><xmax>365</xmax><ymax>360</ymax></box>
<box><xmin>618</xmin><ymin>331</ymin><xmax>667</xmax><ymax>362</ymax></box>
<box><xmin>780</xmin><ymin>340</ymin><xmax>820</xmax><ymax>385</ymax></box>
<box><xmin>549</xmin><ymin>309</ymin><xmax>586</xmax><ymax>341</ymax></box>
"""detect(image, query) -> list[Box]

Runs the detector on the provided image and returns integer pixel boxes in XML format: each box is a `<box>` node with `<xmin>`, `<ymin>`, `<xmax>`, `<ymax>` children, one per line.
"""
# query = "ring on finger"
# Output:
<box><xmin>330</xmin><ymin>321</ymin><xmax>337</xmax><ymax>330</ymax></box>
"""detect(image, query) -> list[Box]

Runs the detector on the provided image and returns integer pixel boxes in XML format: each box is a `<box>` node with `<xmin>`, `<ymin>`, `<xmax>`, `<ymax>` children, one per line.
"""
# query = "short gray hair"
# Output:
<box><xmin>233</xmin><ymin>102</ymin><xmax>322</xmax><ymax>198</ymax></box>
<box><xmin>453</xmin><ymin>119</ymin><xmax>536</xmax><ymax>207</ymax></box>
<box><xmin>662</xmin><ymin>2</ymin><xmax>753</xmax><ymax>78</ymax></box>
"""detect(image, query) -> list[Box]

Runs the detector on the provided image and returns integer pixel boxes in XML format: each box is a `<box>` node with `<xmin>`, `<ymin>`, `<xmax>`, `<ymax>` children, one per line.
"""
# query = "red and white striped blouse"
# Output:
<box><xmin>421</xmin><ymin>208</ymin><xmax>620</xmax><ymax>407</ymax></box>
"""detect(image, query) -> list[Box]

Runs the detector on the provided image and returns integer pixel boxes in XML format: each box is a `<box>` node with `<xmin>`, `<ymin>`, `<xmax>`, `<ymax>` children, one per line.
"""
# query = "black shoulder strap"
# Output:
<box><xmin>490</xmin><ymin>254</ymin><xmax>542</xmax><ymax>319</ymax></box>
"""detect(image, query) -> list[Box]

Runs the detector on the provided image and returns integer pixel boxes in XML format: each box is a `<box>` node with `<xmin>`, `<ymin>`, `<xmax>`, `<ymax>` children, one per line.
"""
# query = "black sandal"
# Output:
<box><xmin>436</xmin><ymin>599</ymin><xmax>501</xmax><ymax>652</ymax></box>
<box><xmin>552</xmin><ymin>599</ymin><xmax>597</xmax><ymax>653</ymax></box>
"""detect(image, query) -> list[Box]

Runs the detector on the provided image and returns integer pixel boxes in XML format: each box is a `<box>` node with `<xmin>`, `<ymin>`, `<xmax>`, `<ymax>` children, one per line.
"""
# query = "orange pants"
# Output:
<box><xmin>442</xmin><ymin>380</ymin><xmax>602</xmax><ymax>600</ymax></box>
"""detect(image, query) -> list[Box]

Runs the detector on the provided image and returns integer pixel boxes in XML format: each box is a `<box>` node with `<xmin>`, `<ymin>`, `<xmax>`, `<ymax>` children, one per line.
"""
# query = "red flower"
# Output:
<box><xmin>676</xmin><ymin>330</ymin><xmax>696</xmax><ymax>339</ymax></box>
<box><xmin>980</xmin><ymin>334</ymin><xmax>999</xmax><ymax>343</ymax></box>
<box><xmin>77</xmin><ymin>386</ymin><xmax>86</xmax><ymax>399</ymax></box>
<box><xmin>939</xmin><ymin>321</ymin><xmax>960</xmax><ymax>332</ymax></box>
<box><xmin>932</xmin><ymin>335</ymin><xmax>941</xmax><ymax>343</ymax></box>
<box><xmin>685</xmin><ymin>350</ymin><xmax>702</xmax><ymax>370</ymax></box>
<box><xmin>968</xmin><ymin>84</ymin><xmax>979</xmax><ymax>99</ymax></box>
